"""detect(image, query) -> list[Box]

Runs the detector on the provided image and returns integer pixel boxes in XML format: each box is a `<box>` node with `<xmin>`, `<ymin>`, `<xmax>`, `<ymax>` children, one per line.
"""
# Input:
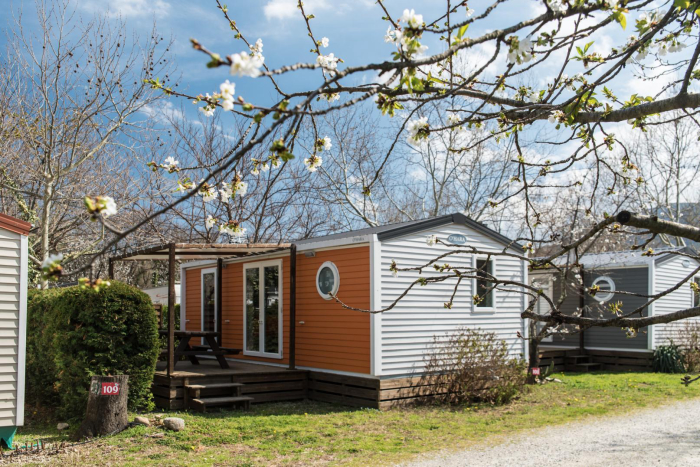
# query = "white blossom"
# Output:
<box><xmin>323</xmin><ymin>136</ymin><xmax>332</xmax><ymax>151</ymax></box>
<box><xmin>447</xmin><ymin>112</ymin><xmax>460</xmax><ymax>126</ymax></box>
<box><xmin>548</xmin><ymin>0</ymin><xmax>567</xmax><ymax>14</ymax></box>
<box><xmin>321</xmin><ymin>92</ymin><xmax>340</xmax><ymax>102</ymax></box>
<box><xmin>220</xmin><ymin>98</ymin><xmax>234</xmax><ymax>111</ymax></box>
<box><xmin>426</xmin><ymin>234</ymin><xmax>438</xmax><ymax>246</ymax></box>
<box><xmin>400</xmin><ymin>9</ymin><xmax>423</xmax><ymax>29</ymax></box>
<box><xmin>42</xmin><ymin>252</ymin><xmax>63</xmax><ymax>270</ymax></box>
<box><xmin>321</xmin><ymin>37</ymin><xmax>329</xmax><ymax>48</ymax></box>
<box><xmin>466</xmin><ymin>7</ymin><xmax>475</xmax><ymax>17</ymax></box>
<box><xmin>634</xmin><ymin>48</ymin><xmax>649</xmax><ymax>61</ymax></box>
<box><xmin>304</xmin><ymin>155</ymin><xmax>323</xmax><ymax>172</ymax></box>
<box><xmin>548</xmin><ymin>110</ymin><xmax>565</xmax><ymax>124</ymax></box>
<box><xmin>249</xmin><ymin>38</ymin><xmax>264</xmax><ymax>61</ymax></box>
<box><xmin>507</xmin><ymin>36</ymin><xmax>534</xmax><ymax>64</ymax></box>
<box><xmin>219</xmin><ymin>221</ymin><xmax>246</xmax><ymax>238</ymax></box>
<box><xmin>206</xmin><ymin>215</ymin><xmax>217</xmax><ymax>229</ymax></box>
<box><xmin>406</xmin><ymin>116</ymin><xmax>429</xmax><ymax>144</ymax></box>
<box><xmin>316</xmin><ymin>53</ymin><xmax>339</xmax><ymax>74</ymax></box>
<box><xmin>200</xmin><ymin>105</ymin><xmax>215</xmax><ymax>117</ymax></box>
<box><xmin>229</xmin><ymin>51</ymin><xmax>264</xmax><ymax>78</ymax></box>
<box><xmin>385</xmin><ymin>26</ymin><xmax>402</xmax><ymax>44</ymax></box>
<box><xmin>163</xmin><ymin>156</ymin><xmax>179</xmax><ymax>170</ymax></box>
<box><xmin>198</xmin><ymin>182</ymin><xmax>218</xmax><ymax>202</ymax></box>
<box><xmin>219</xmin><ymin>175</ymin><xmax>248</xmax><ymax>202</ymax></box>
<box><xmin>99</xmin><ymin>196</ymin><xmax>117</xmax><ymax>218</ymax></box>
<box><xmin>219</xmin><ymin>80</ymin><xmax>236</xmax><ymax>98</ymax></box>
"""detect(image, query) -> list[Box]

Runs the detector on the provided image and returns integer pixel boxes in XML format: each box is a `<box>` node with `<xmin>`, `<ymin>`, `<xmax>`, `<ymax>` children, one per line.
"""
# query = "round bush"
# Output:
<box><xmin>27</xmin><ymin>281</ymin><xmax>159</xmax><ymax>419</ymax></box>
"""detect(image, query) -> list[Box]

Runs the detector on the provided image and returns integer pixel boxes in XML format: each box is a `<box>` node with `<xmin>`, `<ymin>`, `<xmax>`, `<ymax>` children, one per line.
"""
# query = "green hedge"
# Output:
<box><xmin>26</xmin><ymin>281</ymin><xmax>159</xmax><ymax>419</ymax></box>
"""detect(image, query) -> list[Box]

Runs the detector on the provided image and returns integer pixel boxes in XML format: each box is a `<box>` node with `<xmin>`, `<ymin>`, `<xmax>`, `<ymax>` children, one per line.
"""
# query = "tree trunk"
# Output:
<box><xmin>527</xmin><ymin>320</ymin><xmax>542</xmax><ymax>384</ymax></box>
<box><xmin>76</xmin><ymin>375</ymin><xmax>129</xmax><ymax>440</ymax></box>
<box><xmin>39</xmin><ymin>181</ymin><xmax>53</xmax><ymax>290</ymax></box>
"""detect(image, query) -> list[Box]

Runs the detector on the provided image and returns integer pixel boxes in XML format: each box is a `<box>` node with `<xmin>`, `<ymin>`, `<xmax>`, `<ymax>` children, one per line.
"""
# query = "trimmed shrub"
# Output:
<box><xmin>26</xmin><ymin>288</ymin><xmax>62</xmax><ymax>407</ymax></box>
<box><xmin>27</xmin><ymin>281</ymin><xmax>159</xmax><ymax>419</ymax></box>
<box><xmin>653</xmin><ymin>344</ymin><xmax>686</xmax><ymax>373</ymax></box>
<box><xmin>424</xmin><ymin>327</ymin><xmax>527</xmax><ymax>405</ymax></box>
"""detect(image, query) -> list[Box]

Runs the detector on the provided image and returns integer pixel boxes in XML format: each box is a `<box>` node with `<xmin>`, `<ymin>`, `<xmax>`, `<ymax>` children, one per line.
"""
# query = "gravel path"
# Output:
<box><xmin>399</xmin><ymin>399</ymin><xmax>700</xmax><ymax>466</ymax></box>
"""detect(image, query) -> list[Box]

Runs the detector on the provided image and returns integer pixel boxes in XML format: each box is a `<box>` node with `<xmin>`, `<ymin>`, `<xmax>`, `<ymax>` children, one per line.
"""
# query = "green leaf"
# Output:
<box><xmin>457</xmin><ymin>24</ymin><xmax>469</xmax><ymax>40</ymax></box>
<box><xmin>612</xmin><ymin>11</ymin><xmax>627</xmax><ymax>29</ymax></box>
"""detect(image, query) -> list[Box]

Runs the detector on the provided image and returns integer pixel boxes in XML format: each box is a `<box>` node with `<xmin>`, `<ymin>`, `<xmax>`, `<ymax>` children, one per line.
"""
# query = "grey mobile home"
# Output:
<box><xmin>532</xmin><ymin>249</ymin><xmax>700</xmax><ymax>357</ymax></box>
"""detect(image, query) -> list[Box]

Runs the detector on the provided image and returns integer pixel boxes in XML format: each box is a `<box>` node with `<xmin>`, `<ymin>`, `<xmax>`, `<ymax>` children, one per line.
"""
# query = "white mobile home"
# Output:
<box><xmin>0</xmin><ymin>213</ymin><xmax>29</xmax><ymax>447</ymax></box>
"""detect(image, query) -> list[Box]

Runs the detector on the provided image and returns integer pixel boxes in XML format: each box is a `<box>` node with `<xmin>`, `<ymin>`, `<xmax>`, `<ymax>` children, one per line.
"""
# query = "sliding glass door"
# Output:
<box><xmin>244</xmin><ymin>260</ymin><xmax>282</xmax><ymax>358</ymax></box>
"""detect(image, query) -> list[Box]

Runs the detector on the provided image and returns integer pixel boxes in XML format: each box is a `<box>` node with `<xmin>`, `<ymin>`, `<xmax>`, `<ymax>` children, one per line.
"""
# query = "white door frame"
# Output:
<box><xmin>200</xmin><ymin>267</ymin><xmax>217</xmax><ymax>344</ymax></box>
<box><xmin>243</xmin><ymin>259</ymin><xmax>283</xmax><ymax>359</ymax></box>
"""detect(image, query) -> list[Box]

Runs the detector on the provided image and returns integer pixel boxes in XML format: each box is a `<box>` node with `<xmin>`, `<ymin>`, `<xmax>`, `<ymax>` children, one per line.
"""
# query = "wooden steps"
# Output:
<box><xmin>566</xmin><ymin>354</ymin><xmax>602</xmax><ymax>372</ymax></box>
<box><xmin>190</xmin><ymin>396</ymin><xmax>253</xmax><ymax>412</ymax></box>
<box><xmin>185</xmin><ymin>381</ymin><xmax>251</xmax><ymax>412</ymax></box>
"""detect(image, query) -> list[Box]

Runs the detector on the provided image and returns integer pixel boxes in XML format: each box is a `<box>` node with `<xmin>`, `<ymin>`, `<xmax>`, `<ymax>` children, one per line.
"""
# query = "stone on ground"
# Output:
<box><xmin>162</xmin><ymin>417</ymin><xmax>185</xmax><ymax>432</ymax></box>
<box><xmin>133</xmin><ymin>416</ymin><xmax>150</xmax><ymax>426</ymax></box>
<box><xmin>57</xmin><ymin>423</ymin><xmax>70</xmax><ymax>431</ymax></box>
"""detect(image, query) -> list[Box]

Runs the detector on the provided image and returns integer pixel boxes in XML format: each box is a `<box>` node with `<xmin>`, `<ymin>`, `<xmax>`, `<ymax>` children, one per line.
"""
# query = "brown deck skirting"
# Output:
<box><xmin>538</xmin><ymin>347</ymin><xmax>653</xmax><ymax>373</ymax></box>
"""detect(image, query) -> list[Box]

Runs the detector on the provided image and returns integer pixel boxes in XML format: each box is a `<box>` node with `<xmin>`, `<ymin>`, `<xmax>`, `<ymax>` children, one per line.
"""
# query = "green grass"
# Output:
<box><xmin>15</xmin><ymin>372</ymin><xmax>700</xmax><ymax>466</ymax></box>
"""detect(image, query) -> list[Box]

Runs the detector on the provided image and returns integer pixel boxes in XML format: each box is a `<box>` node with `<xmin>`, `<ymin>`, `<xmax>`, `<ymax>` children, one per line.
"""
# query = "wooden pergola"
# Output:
<box><xmin>108</xmin><ymin>243</ymin><xmax>296</xmax><ymax>376</ymax></box>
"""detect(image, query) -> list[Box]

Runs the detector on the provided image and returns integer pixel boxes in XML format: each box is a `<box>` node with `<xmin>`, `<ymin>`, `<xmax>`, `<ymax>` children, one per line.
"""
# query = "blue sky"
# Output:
<box><xmin>2</xmin><ymin>0</ymin><xmax>674</xmax><ymax>118</ymax></box>
<box><xmin>0</xmin><ymin>0</ymin><xmax>549</xmax><ymax>112</ymax></box>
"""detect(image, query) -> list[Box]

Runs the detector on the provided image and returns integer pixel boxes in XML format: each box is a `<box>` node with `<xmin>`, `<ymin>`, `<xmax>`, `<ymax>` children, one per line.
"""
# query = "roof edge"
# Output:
<box><xmin>377</xmin><ymin>212</ymin><xmax>522</xmax><ymax>250</ymax></box>
<box><xmin>0</xmin><ymin>213</ymin><xmax>31</xmax><ymax>236</ymax></box>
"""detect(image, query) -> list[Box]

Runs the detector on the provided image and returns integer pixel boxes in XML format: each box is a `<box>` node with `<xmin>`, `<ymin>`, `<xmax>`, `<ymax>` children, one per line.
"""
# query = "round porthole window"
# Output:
<box><xmin>316</xmin><ymin>262</ymin><xmax>340</xmax><ymax>300</ymax></box>
<box><xmin>591</xmin><ymin>276</ymin><xmax>615</xmax><ymax>302</ymax></box>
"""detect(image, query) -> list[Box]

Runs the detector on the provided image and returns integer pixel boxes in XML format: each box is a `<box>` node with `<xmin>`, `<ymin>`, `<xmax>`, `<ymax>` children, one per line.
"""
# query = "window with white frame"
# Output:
<box><xmin>316</xmin><ymin>261</ymin><xmax>340</xmax><ymax>300</ymax></box>
<box><xmin>244</xmin><ymin>260</ymin><xmax>282</xmax><ymax>358</ymax></box>
<box><xmin>474</xmin><ymin>257</ymin><xmax>495</xmax><ymax>309</ymax></box>
<box><xmin>591</xmin><ymin>276</ymin><xmax>615</xmax><ymax>302</ymax></box>
<box><xmin>532</xmin><ymin>278</ymin><xmax>553</xmax><ymax>342</ymax></box>
<box><xmin>201</xmin><ymin>268</ymin><xmax>217</xmax><ymax>339</ymax></box>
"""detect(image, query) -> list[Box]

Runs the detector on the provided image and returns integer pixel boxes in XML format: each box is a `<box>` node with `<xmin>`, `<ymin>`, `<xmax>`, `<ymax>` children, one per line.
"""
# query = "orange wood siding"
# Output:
<box><xmin>181</xmin><ymin>245</ymin><xmax>371</xmax><ymax>374</ymax></box>
<box><xmin>185</xmin><ymin>267</ymin><xmax>203</xmax><ymax>331</ymax></box>
<box><xmin>294</xmin><ymin>247</ymin><xmax>370</xmax><ymax>374</ymax></box>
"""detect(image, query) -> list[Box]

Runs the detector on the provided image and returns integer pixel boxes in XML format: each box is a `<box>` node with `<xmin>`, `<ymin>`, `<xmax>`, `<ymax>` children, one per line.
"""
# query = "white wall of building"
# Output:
<box><xmin>376</xmin><ymin>222</ymin><xmax>526</xmax><ymax>377</ymax></box>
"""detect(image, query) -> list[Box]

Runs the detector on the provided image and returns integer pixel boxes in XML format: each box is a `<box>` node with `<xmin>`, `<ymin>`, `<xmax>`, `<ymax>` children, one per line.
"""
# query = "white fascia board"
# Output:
<box><xmin>179</xmin><ymin>263</ymin><xmax>187</xmax><ymax>331</ymax></box>
<box><xmin>521</xmin><ymin>254</ymin><xmax>529</xmax><ymax>362</ymax></box>
<box><xmin>295</xmin><ymin>234</ymin><xmax>372</xmax><ymax>252</ymax></box>
<box><xmin>16</xmin><ymin>234</ymin><xmax>28</xmax><ymax>426</ymax></box>
<box><xmin>369</xmin><ymin>234</ymin><xmax>382</xmax><ymax>377</ymax></box>
<box><xmin>181</xmin><ymin>259</ymin><xmax>217</xmax><ymax>270</ymax></box>
<box><xmin>647</xmin><ymin>259</ymin><xmax>655</xmax><ymax>350</ymax></box>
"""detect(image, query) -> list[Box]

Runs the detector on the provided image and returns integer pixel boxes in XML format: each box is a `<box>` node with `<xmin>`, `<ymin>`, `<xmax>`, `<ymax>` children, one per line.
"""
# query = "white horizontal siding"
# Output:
<box><xmin>0</xmin><ymin>228</ymin><xmax>20</xmax><ymax>426</ymax></box>
<box><xmin>654</xmin><ymin>256</ymin><xmax>700</xmax><ymax>347</ymax></box>
<box><xmin>379</xmin><ymin>223</ymin><xmax>526</xmax><ymax>377</ymax></box>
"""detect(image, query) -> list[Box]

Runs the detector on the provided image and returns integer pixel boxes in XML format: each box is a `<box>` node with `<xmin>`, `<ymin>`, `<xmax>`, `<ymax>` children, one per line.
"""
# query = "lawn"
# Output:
<box><xmin>13</xmin><ymin>372</ymin><xmax>700</xmax><ymax>466</ymax></box>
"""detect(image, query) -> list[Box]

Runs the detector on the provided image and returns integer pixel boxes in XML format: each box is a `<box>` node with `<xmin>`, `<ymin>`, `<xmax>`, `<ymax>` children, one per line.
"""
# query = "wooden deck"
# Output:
<box><xmin>153</xmin><ymin>360</ymin><xmax>481</xmax><ymax>410</ymax></box>
<box><xmin>152</xmin><ymin>360</ymin><xmax>308</xmax><ymax>409</ymax></box>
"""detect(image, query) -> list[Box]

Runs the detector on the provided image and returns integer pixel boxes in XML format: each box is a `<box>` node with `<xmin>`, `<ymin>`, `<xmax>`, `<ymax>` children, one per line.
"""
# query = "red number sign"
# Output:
<box><xmin>531</xmin><ymin>367</ymin><xmax>541</xmax><ymax>376</ymax></box>
<box><xmin>100</xmin><ymin>382</ymin><xmax>120</xmax><ymax>395</ymax></box>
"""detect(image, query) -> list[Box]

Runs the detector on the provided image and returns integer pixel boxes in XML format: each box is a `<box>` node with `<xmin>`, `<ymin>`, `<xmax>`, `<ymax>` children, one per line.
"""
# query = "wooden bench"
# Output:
<box><xmin>159</xmin><ymin>330</ymin><xmax>241</xmax><ymax>369</ymax></box>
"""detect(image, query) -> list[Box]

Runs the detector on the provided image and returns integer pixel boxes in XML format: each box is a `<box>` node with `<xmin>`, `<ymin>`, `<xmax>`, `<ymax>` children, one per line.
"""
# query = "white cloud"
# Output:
<box><xmin>82</xmin><ymin>0</ymin><xmax>171</xmax><ymax>18</ymax></box>
<box><xmin>263</xmin><ymin>0</ymin><xmax>328</xmax><ymax>20</ymax></box>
